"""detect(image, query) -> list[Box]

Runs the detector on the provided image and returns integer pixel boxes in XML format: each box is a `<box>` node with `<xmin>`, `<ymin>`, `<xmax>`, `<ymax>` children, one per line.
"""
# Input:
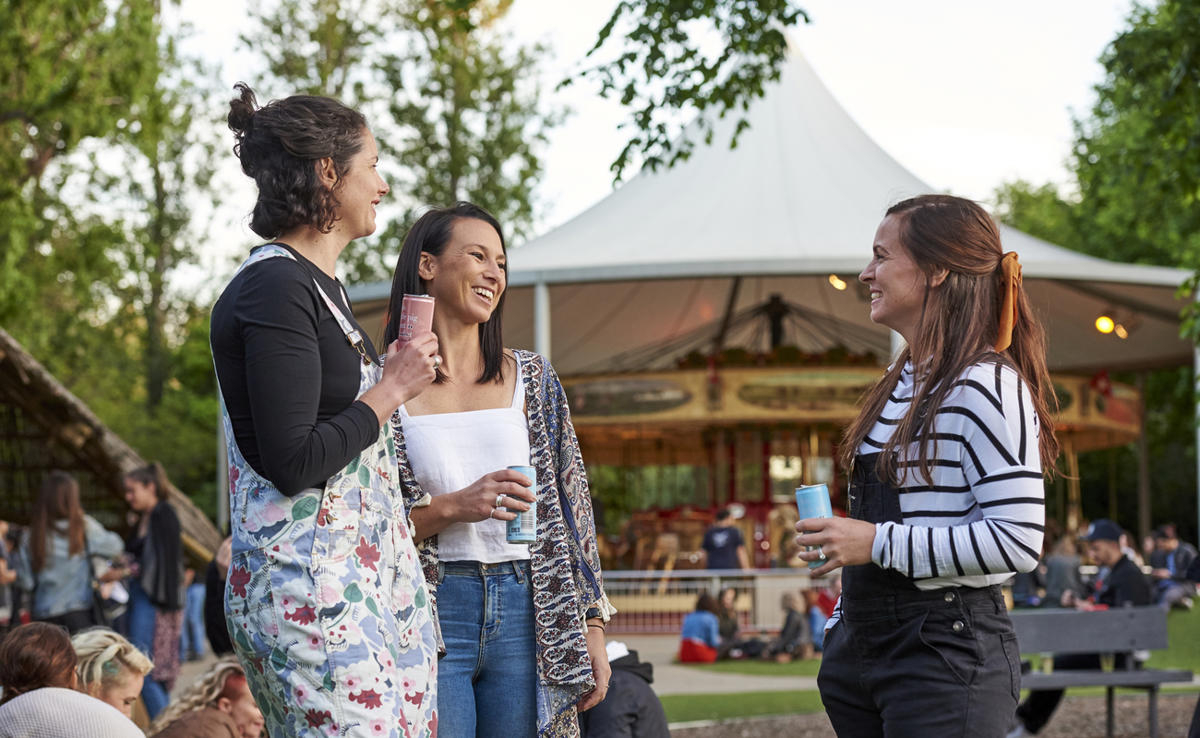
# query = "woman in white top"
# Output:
<box><xmin>794</xmin><ymin>195</ymin><xmax>1059</xmax><ymax>737</ymax></box>
<box><xmin>386</xmin><ymin>202</ymin><xmax>614</xmax><ymax>738</ymax></box>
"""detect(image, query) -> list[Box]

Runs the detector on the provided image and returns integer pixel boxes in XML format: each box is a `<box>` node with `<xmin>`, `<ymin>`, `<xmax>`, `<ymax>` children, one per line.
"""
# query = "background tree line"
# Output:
<box><xmin>1</xmin><ymin>0</ymin><xmax>805</xmax><ymax>521</ymax></box>
<box><xmin>2</xmin><ymin>0</ymin><xmax>1197</xmax><ymax>539</ymax></box>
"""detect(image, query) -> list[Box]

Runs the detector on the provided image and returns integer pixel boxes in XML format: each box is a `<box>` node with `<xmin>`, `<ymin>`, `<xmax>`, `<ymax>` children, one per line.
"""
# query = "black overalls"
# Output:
<box><xmin>816</xmin><ymin>453</ymin><xmax>1023</xmax><ymax>737</ymax></box>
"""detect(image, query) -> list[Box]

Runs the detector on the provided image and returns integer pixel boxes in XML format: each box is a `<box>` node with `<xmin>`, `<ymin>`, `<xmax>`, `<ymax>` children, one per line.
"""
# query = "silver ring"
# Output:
<box><xmin>489</xmin><ymin>508</ymin><xmax>496</xmax><ymax>519</ymax></box>
<box><xmin>432</xmin><ymin>355</ymin><xmax>442</xmax><ymax>369</ymax></box>
<box><xmin>817</xmin><ymin>545</ymin><xmax>826</xmax><ymax>560</ymax></box>
<box><xmin>494</xmin><ymin>494</ymin><xmax>505</xmax><ymax>508</ymax></box>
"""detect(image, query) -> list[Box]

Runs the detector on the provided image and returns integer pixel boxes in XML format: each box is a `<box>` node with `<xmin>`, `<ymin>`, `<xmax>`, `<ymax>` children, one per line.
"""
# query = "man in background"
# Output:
<box><xmin>700</xmin><ymin>508</ymin><xmax>749</xmax><ymax>570</ymax></box>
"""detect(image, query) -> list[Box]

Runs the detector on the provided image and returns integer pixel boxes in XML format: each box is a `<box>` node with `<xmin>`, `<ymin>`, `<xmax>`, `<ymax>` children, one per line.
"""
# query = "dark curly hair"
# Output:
<box><xmin>227</xmin><ymin>83</ymin><xmax>367</xmax><ymax>239</ymax></box>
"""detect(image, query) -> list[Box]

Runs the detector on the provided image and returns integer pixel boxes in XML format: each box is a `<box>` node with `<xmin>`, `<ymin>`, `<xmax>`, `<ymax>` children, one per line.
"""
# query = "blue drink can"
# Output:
<box><xmin>505</xmin><ymin>465</ymin><xmax>537</xmax><ymax>544</ymax></box>
<box><xmin>795</xmin><ymin>483</ymin><xmax>833</xmax><ymax>569</ymax></box>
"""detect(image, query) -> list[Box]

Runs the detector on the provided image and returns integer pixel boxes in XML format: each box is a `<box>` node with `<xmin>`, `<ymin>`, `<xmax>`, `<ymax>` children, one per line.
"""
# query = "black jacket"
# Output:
<box><xmin>579</xmin><ymin>651</ymin><xmax>669</xmax><ymax>738</ymax></box>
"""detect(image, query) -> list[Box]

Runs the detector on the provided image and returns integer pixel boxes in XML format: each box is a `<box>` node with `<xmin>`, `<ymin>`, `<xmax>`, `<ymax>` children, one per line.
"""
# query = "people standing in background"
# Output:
<box><xmin>797</xmin><ymin>195</ymin><xmax>1058</xmax><ymax>737</ymax></box>
<box><xmin>72</xmin><ymin>627</ymin><xmax>154</xmax><ymax>720</ymax></box>
<box><xmin>179</xmin><ymin>567</ymin><xmax>207</xmax><ymax>661</ymax></box>
<box><xmin>203</xmin><ymin>536</ymin><xmax>234</xmax><ymax>657</ymax></box>
<box><xmin>14</xmin><ymin>471</ymin><xmax>125</xmax><ymax>634</ymax></box>
<box><xmin>1148</xmin><ymin>524</ymin><xmax>1197</xmax><ymax>610</ymax></box>
<box><xmin>122</xmin><ymin>462</ymin><xmax>184</xmax><ymax>720</ymax></box>
<box><xmin>0</xmin><ymin>520</ymin><xmax>18</xmax><ymax>636</ymax></box>
<box><xmin>701</xmin><ymin>508</ymin><xmax>749</xmax><ymax>570</ymax></box>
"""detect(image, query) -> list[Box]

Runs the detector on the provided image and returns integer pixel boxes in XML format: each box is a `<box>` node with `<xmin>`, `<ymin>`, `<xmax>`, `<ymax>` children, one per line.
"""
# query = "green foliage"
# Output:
<box><xmin>240</xmin><ymin>0</ymin><xmax>558</xmax><ymax>283</ymax></box>
<box><xmin>571</xmin><ymin>0</ymin><xmax>809</xmax><ymax>181</ymax></box>
<box><xmin>1069</xmin><ymin>0</ymin><xmax>1200</xmax><ymax>340</ymax></box>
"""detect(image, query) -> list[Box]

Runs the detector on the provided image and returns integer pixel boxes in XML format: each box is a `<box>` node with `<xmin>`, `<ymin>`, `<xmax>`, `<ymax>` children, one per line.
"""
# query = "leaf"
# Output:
<box><xmin>270</xmin><ymin>646</ymin><xmax>288</xmax><ymax>671</ymax></box>
<box><xmin>292</xmin><ymin>496</ymin><xmax>319</xmax><ymax>519</ymax></box>
<box><xmin>365</xmin><ymin>596</ymin><xmax>381</xmax><ymax>618</ymax></box>
<box><xmin>344</xmin><ymin>582</ymin><xmax>364</xmax><ymax>603</ymax></box>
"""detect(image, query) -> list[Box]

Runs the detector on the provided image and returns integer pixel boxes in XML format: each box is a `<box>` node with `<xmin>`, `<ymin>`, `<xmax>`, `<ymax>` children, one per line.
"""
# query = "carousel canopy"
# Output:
<box><xmin>349</xmin><ymin>50</ymin><xmax>1192</xmax><ymax>377</ymax></box>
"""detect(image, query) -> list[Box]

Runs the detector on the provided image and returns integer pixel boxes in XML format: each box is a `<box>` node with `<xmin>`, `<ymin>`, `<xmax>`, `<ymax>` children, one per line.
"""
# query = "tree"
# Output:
<box><xmin>240</xmin><ymin>0</ymin><xmax>558</xmax><ymax>283</ymax></box>
<box><xmin>1068</xmin><ymin>0</ymin><xmax>1200</xmax><ymax>337</ymax></box>
<box><xmin>570</xmin><ymin>0</ymin><xmax>809</xmax><ymax>181</ymax></box>
<box><xmin>0</xmin><ymin>0</ymin><xmax>159</xmax><ymax>329</ymax></box>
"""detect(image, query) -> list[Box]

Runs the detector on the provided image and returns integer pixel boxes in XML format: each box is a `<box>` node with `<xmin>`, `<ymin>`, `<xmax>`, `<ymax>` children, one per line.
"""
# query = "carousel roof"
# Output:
<box><xmin>349</xmin><ymin>50</ymin><xmax>1192</xmax><ymax>376</ymax></box>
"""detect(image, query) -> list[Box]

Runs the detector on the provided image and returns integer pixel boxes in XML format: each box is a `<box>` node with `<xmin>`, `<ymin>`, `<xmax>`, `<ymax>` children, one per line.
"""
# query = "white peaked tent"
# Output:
<box><xmin>352</xmin><ymin>50</ymin><xmax>1191</xmax><ymax>377</ymax></box>
<box><xmin>348</xmin><ymin>48</ymin><xmax>1198</xmax><ymax>540</ymax></box>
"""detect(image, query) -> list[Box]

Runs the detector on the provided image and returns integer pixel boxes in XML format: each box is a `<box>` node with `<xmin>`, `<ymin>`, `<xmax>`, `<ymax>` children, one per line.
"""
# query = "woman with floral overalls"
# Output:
<box><xmin>210</xmin><ymin>83</ymin><xmax>440</xmax><ymax>737</ymax></box>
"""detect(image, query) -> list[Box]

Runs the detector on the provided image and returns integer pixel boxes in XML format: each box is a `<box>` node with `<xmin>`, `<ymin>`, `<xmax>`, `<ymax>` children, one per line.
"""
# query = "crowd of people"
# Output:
<box><xmin>2</xmin><ymin>82</ymin><xmax>1198</xmax><ymax>738</ymax></box>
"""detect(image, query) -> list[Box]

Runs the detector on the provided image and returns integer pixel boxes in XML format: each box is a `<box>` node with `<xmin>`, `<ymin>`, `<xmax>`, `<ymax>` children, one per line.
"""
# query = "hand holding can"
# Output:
<box><xmin>397</xmin><ymin>294</ymin><xmax>435</xmax><ymax>346</ymax></box>
<box><xmin>795</xmin><ymin>483</ymin><xmax>833</xmax><ymax>569</ymax></box>
<box><xmin>505</xmin><ymin>465</ymin><xmax>538</xmax><ymax>544</ymax></box>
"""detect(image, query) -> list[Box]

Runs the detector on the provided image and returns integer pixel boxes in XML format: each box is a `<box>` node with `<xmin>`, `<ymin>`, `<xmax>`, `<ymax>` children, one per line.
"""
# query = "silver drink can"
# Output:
<box><xmin>505</xmin><ymin>465</ymin><xmax>537</xmax><ymax>544</ymax></box>
<box><xmin>795</xmin><ymin>483</ymin><xmax>833</xmax><ymax>569</ymax></box>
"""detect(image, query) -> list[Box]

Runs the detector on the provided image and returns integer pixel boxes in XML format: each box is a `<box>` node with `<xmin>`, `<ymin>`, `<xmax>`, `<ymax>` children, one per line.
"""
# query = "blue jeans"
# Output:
<box><xmin>127</xmin><ymin>580</ymin><xmax>170</xmax><ymax>719</ymax></box>
<box><xmin>437</xmin><ymin>560</ymin><xmax>537</xmax><ymax>738</ymax></box>
<box><xmin>180</xmin><ymin>582</ymin><xmax>206</xmax><ymax>659</ymax></box>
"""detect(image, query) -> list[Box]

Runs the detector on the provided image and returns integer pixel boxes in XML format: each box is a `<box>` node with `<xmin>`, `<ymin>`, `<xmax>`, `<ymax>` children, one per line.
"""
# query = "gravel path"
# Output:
<box><xmin>669</xmin><ymin>692</ymin><xmax>1200</xmax><ymax>737</ymax></box>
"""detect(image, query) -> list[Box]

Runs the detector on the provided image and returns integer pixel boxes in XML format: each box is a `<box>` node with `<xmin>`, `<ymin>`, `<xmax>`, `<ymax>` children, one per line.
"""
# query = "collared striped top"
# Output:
<box><xmin>861</xmin><ymin>359</ymin><xmax>1046</xmax><ymax>590</ymax></box>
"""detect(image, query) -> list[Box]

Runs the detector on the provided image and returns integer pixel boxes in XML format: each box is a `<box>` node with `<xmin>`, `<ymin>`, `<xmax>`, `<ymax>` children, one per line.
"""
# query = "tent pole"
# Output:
<box><xmin>535</xmin><ymin>281</ymin><xmax>551</xmax><ymax>359</ymax></box>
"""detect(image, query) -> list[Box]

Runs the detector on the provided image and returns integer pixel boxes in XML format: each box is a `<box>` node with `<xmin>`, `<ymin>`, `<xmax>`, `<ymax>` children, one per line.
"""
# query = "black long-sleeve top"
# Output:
<box><xmin>210</xmin><ymin>243</ymin><xmax>380</xmax><ymax>496</ymax></box>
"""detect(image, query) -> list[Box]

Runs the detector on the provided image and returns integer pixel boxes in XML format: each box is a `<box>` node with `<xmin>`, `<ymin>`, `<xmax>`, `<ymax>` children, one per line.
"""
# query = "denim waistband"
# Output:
<box><xmin>840</xmin><ymin>584</ymin><xmax>1005</xmax><ymax>620</ymax></box>
<box><xmin>441</xmin><ymin>559</ymin><xmax>531</xmax><ymax>577</ymax></box>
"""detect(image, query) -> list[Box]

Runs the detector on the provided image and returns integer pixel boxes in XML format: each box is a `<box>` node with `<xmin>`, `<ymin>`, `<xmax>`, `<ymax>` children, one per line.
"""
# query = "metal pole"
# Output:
<box><xmin>1195</xmin><ymin>345</ymin><xmax>1199</xmax><ymax>544</ymax></box>
<box><xmin>534</xmin><ymin>281</ymin><xmax>551</xmax><ymax>360</ymax></box>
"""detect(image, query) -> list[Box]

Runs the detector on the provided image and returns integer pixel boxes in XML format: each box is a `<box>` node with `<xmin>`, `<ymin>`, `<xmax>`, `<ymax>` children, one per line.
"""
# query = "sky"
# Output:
<box><xmin>179</xmin><ymin>0</ymin><xmax>1137</xmax><ymax>274</ymax></box>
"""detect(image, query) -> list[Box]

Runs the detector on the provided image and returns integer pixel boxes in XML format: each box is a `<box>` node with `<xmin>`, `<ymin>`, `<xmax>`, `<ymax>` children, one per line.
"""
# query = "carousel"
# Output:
<box><xmin>349</xmin><ymin>50</ymin><xmax>1194</xmax><ymax>571</ymax></box>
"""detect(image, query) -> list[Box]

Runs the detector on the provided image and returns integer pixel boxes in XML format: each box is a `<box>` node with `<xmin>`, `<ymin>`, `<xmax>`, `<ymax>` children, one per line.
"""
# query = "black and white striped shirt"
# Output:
<box><xmin>860</xmin><ymin>360</ymin><xmax>1045</xmax><ymax>590</ymax></box>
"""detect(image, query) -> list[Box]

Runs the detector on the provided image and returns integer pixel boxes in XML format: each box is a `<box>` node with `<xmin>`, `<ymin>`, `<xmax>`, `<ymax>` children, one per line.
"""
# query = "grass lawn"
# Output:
<box><xmin>665</xmin><ymin>604</ymin><xmax>1200</xmax><ymax>722</ymax></box>
<box><xmin>661</xmin><ymin>690</ymin><xmax>824</xmax><ymax>723</ymax></box>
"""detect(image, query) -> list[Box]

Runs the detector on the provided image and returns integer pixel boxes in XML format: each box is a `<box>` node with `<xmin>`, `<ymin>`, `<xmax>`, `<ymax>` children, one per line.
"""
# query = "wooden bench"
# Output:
<box><xmin>1009</xmin><ymin>606</ymin><xmax>1193</xmax><ymax>738</ymax></box>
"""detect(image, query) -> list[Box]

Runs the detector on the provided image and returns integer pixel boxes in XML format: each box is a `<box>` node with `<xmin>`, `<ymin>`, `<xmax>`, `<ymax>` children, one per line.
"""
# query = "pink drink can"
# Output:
<box><xmin>397</xmin><ymin>294</ymin><xmax>435</xmax><ymax>345</ymax></box>
<box><xmin>795</xmin><ymin>483</ymin><xmax>833</xmax><ymax>569</ymax></box>
<box><xmin>505</xmin><ymin>465</ymin><xmax>537</xmax><ymax>544</ymax></box>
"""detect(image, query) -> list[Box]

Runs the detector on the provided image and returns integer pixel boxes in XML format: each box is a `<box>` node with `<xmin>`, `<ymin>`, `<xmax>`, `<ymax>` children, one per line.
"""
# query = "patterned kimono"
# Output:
<box><xmin>393</xmin><ymin>349</ymin><xmax>614</xmax><ymax>738</ymax></box>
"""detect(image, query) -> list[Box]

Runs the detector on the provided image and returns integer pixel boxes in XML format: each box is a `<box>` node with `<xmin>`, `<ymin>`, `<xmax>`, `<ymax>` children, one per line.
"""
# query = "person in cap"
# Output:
<box><xmin>1008</xmin><ymin>519</ymin><xmax>1152</xmax><ymax>736</ymax></box>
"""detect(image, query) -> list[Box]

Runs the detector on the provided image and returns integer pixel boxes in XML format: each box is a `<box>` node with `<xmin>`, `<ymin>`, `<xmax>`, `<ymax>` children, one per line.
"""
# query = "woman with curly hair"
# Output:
<box><xmin>149</xmin><ymin>658</ymin><xmax>264</xmax><ymax>738</ymax></box>
<box><xmin>210</xmin><ymin>83</ymin><xmax>438</xmax><ymax>736</ymax></box>
<box><xmin>0</xmin><ymin>622</ymin><xmax>143</xmax><ymax>737</ymax></box>
<box><xmin>72</xmin><ymin>627</ymin><xmax>154</xmax><ymax>720</ymax></box>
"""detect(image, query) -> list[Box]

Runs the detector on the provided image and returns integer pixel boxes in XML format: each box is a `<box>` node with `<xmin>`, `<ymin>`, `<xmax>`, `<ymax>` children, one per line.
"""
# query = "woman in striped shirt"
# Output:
<box><xmin>796</xmin><ymin>194</ymin><xmax>1059</xmax><ymax>737</ymax></box>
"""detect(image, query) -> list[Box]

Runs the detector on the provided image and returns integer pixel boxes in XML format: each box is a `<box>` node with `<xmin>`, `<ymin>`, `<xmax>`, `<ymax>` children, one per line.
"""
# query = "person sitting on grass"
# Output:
<box><xmin>72</xmin><ymin>627</ymin><xmax>154</xmax><ymax>720</ymax></box>
<box><xmin>764</xmin><ymin>591</ymin><xmax>813</xmax><ymax>663</ymax></box>
<box><xmin>0</xmin><ymin>622</ymin><xmax>143</xmax><ymax>737</ymax></box>
<box><xmin>149</xmin><ymin>658</ymin><xmax>265</xmax><ymax>738</ymax></box>
<box><xmin>678</xmin><ymin>592</ymin><xmax>722</xmax><ymax>663</ymax></box>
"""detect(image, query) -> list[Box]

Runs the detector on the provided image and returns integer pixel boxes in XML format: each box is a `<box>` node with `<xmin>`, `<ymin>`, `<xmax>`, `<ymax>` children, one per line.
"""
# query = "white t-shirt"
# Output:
<box><xmin>0</xmin><ymin>687</ymin><xmax>144</xmax><ymax>738</ymax></box>
<box><xmin>400</xmin><ymin>356</ymin><xmax>533</xmax><ymax>563</ymax></box>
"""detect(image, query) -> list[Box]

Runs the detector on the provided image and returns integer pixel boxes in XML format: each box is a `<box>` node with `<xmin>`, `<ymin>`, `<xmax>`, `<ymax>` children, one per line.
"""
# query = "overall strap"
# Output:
<box><xmin>235</xmin><ymin>244</ymin><xmax>373</xmax><ymax>366</ymax></box>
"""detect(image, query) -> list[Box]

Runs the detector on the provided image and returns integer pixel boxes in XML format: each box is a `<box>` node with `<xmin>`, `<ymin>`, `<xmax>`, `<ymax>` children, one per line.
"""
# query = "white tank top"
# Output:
<box><xmin>399</xmin><ymin>356</ymin><xmax>532</xmax><ymax>563</ymax></box>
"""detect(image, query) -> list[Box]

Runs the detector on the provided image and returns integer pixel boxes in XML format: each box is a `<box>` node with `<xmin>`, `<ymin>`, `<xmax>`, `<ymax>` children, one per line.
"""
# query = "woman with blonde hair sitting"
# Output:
<box><xmin>72</xmin><ymin>627</ymin><xmax>154</xmax><ymax>720</ymax></box>
<box><xmin>149</xmin><ymin>658</ymin><xmax>264</xmax><ymax>738</ymax></box>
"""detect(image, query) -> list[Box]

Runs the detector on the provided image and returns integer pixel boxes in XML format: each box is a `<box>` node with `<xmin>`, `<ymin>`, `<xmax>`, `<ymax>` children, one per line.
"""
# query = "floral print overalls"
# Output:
<box><xmin>219</xmin><ymin>245</ymin><xmax>437</xmax><ymax>737</ymax></box>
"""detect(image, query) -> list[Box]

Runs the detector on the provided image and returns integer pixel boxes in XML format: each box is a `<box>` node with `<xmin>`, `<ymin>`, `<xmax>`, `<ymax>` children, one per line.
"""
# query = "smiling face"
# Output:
<box><xmin>96</xmin><ymin>671</ymin><xmax>143</xmax><ymax>719</ymax></box>
<box><xmin>332</xmin><ymin>128</ymin><xmax>388</xmax><ymax>240</ymax></box>
<box><xmin>419</xmin><ymin>217</ymin><xmax>506</xmax><ymax>327</ymax></box>
<box><xmin>218</xmin><ymin>679</ymin><xmax>266</xmax><ymax>738</ymax></box>
<box><xmin>859</xmin><ymin>214</ymin><xmax>940</xmax><ymax>343</ymax></box>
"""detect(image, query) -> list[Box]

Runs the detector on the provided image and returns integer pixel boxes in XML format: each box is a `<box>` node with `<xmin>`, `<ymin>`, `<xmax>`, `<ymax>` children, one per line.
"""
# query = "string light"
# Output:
<box><xmin>828</xmin><ymin>274</ymin><xmax>847</xmax><ymax>290</ymax></box>
<box><xmin>1094</xmin><ymin>314</ymin><xmax>1115</xmax><ymax>334</ymax></box>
